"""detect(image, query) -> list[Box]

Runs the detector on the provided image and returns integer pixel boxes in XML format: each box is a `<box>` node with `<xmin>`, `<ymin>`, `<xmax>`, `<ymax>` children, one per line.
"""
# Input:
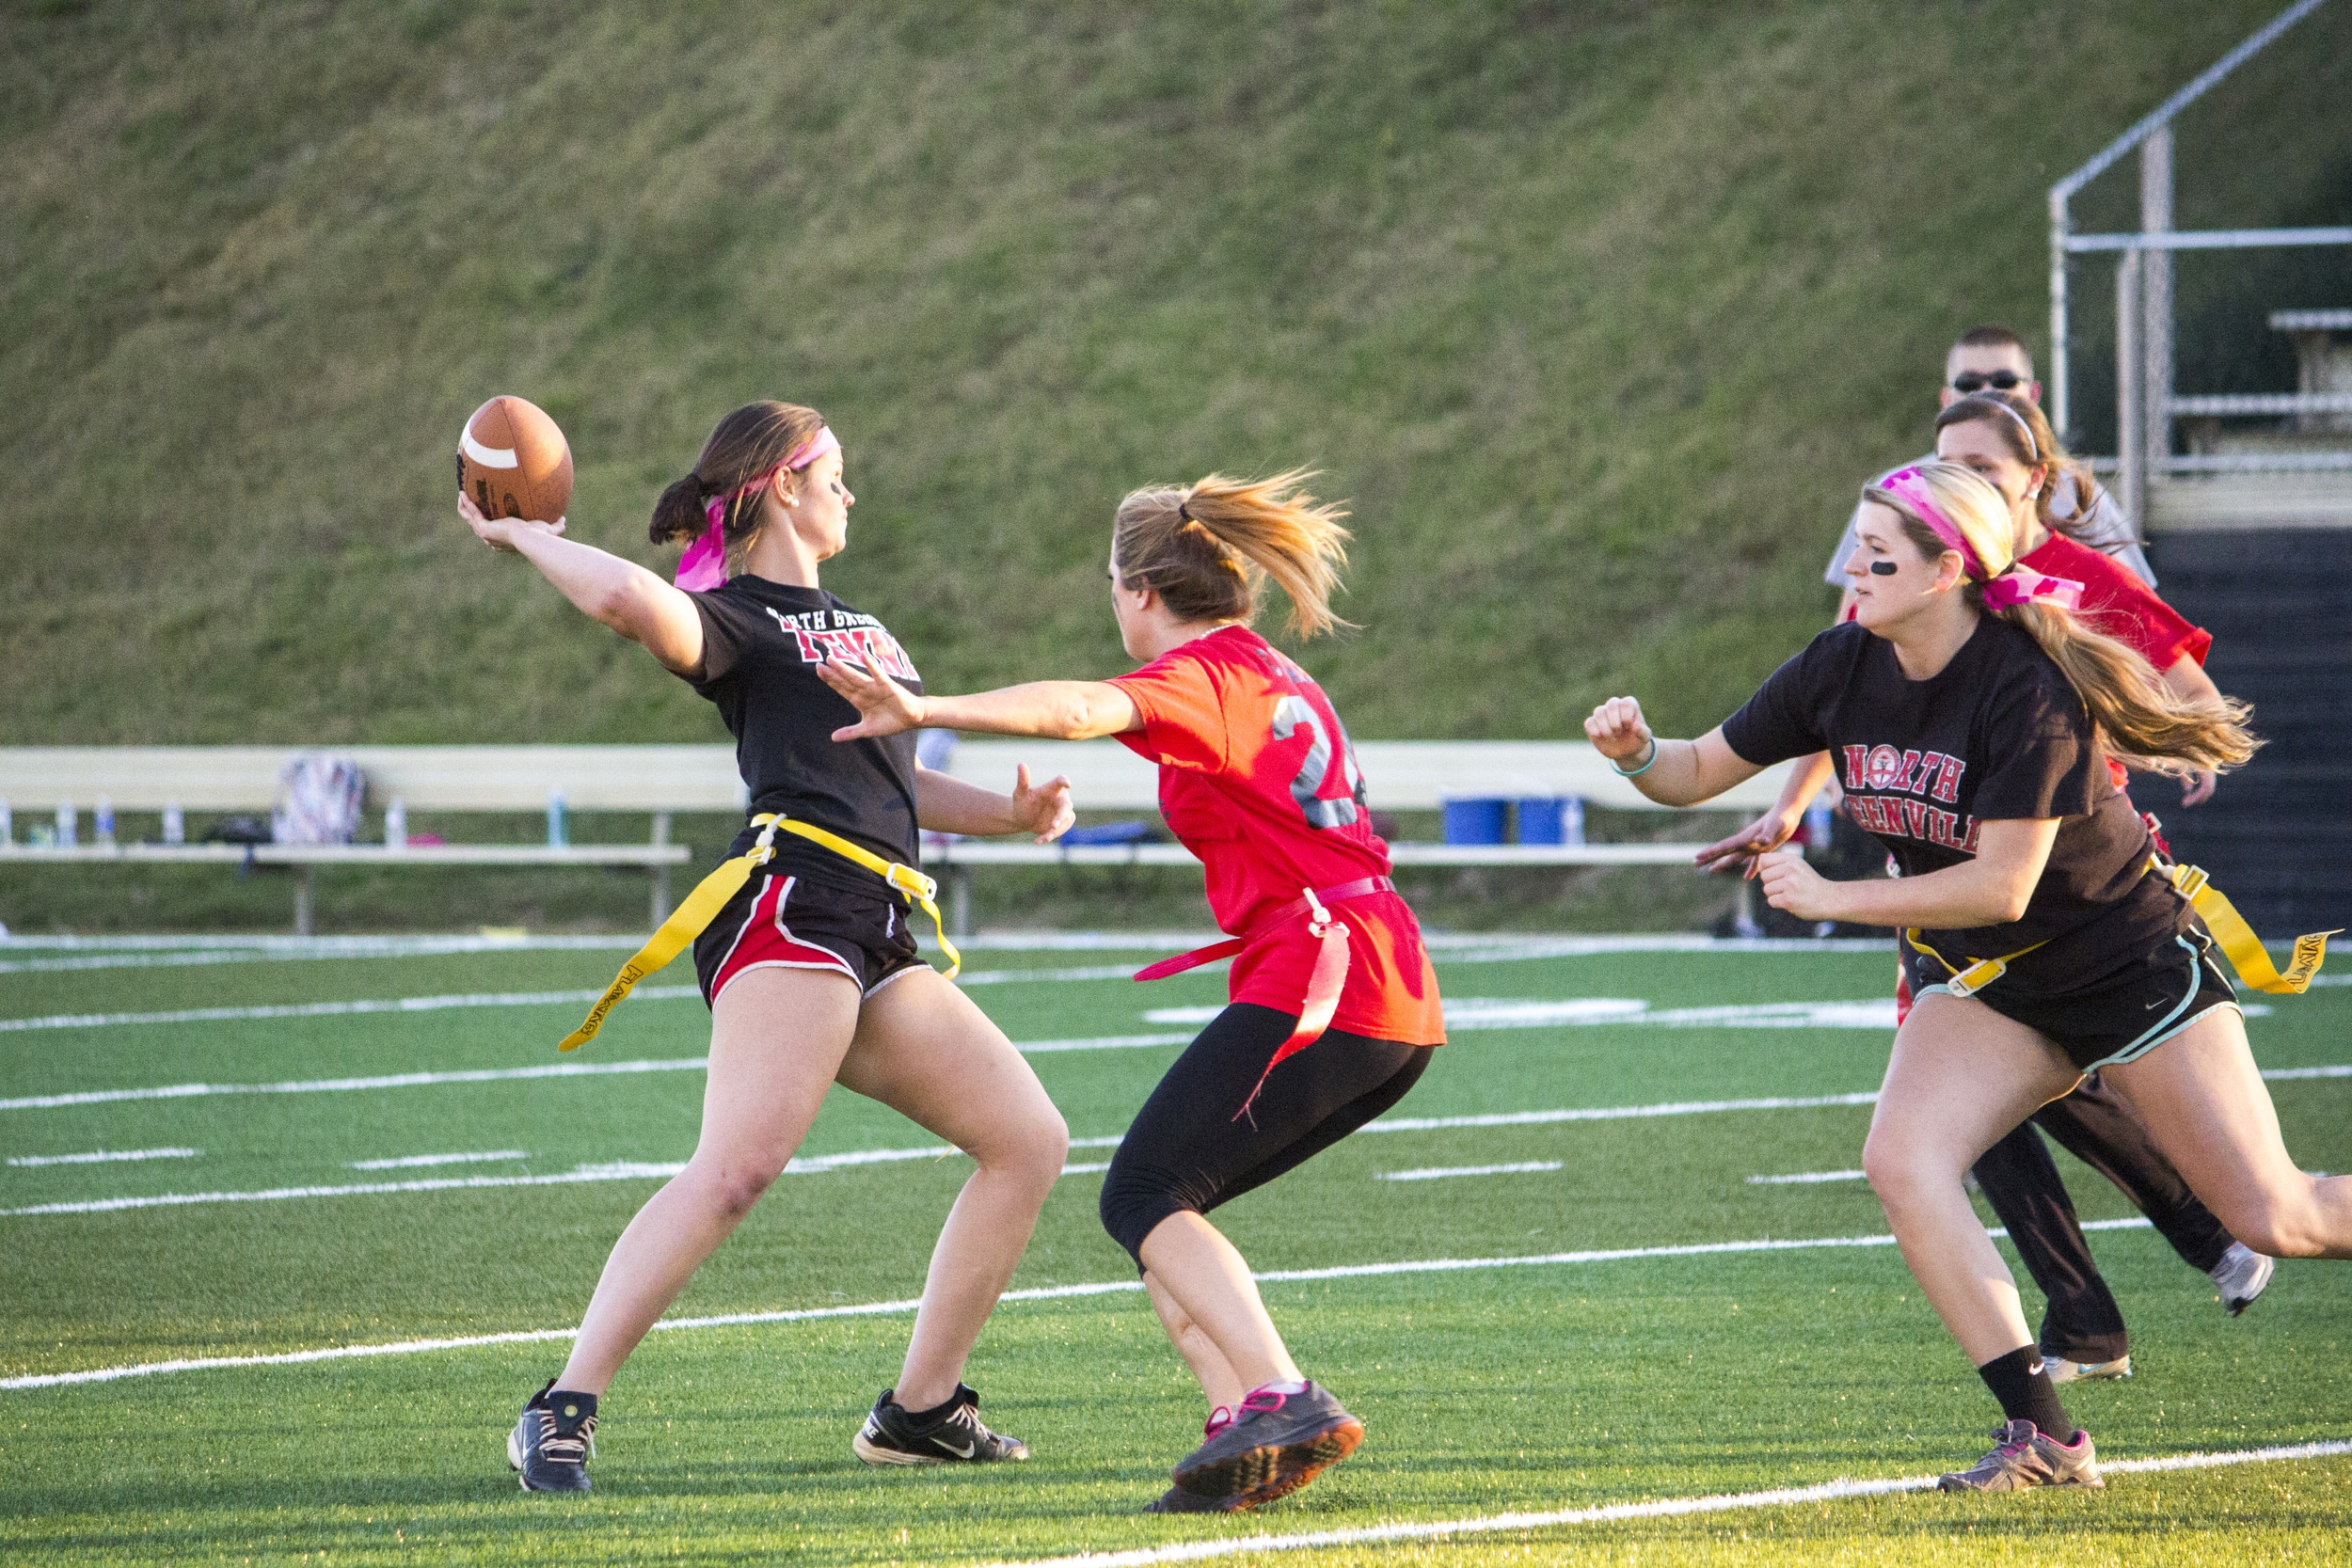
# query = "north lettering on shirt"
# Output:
<box><xmin>766</xmin><ymin>606</ymin><xmax>918</xmax><ymax>681</ymax></box>
<box><xmin>1841</xmin><ymin>743</ymin><xmax>1978</xmax><ymax>853</ymax></box>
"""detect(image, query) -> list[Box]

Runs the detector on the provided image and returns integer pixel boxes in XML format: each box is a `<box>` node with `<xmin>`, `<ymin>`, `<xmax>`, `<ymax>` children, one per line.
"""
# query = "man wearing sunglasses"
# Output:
<box><xmin>1824</xmin><ymin>325</ymin><xmax>2154</xmax><ymax>592</ymax></box>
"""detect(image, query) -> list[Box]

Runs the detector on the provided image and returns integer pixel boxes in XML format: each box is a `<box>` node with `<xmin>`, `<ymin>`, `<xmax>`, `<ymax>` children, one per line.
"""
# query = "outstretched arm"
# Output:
<box><xmin>914</xmin><ymin>763</ymin><xmax>1074</xmax><ymax>843</ymax></box>
<box><xmin>1581</xmin><ymin>698</ymin><xmax>1764</xmax><ymax>808</ymax></box>
<box><xmin>460</xmin><ymin>493</ymin><xmax>705</xmax><ymax>676</ymax></box>
<box><xmin>818</xmin><ymin>655</ymin><xmax>1143</xmax><ymax>741</ymax></box>
<box><xmin>1692</xmin><ymin>751</ymin><xmax>1836</xmax><ymax>876</ymax></box>
<box><xmin>1753</xmin><ymin>817</ymin><xmax>2058</xmax><ymax>929</ymax></box>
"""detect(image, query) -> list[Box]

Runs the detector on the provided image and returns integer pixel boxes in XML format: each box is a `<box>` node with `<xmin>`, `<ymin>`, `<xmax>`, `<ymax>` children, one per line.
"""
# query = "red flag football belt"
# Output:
<box><xmin>1133</xmin><ymin>875</ymin><xmax>1394</xmax><ymax>1120</ymax></box>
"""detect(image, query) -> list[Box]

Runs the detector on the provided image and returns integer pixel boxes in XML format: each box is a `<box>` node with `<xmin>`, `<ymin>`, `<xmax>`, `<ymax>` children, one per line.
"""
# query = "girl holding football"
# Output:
<box><xmin>1586</xmin><ymin>460</ymin><xmax>2349</xmax><ymax>1494</ymax></box>
<box><xmin>459</xmin><ymin>399</ymin><xmax>1073</xmax><ymax>1490</ymax></box>
<box><xmin>821</xmin><ymin>471</ymin><xmax>1444</xmax><ymax>1513</ymax></box>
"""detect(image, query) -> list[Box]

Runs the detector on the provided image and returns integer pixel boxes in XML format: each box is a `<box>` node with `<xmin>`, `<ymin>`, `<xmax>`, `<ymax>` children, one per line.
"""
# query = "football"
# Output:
<box><xmin>457</xmin><ymin>395</ymin><xmax>573</xmax><ymax>522</ymax></box>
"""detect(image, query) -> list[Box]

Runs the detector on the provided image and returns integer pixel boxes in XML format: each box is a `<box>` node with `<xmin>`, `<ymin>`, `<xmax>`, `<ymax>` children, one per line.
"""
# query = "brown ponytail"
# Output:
<box><xmin>1870</xmin><ymin>461</ymin><xmax>2259</xmax><ymax>781</ymax></box>
<box><xmin>648</xmin><ymin>400</ymin><xmax>827</xmax><ymax>570</ymax></box>
<box><xmin>1111</xmin><ymin>469</ymin><xmax>1353</xmax><ymax>640</ymax></box>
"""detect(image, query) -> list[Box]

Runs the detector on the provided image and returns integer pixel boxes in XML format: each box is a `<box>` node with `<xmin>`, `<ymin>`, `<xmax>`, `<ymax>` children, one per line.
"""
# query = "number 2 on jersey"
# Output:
<box><xmin>1271</xmin><ymin>692</ymin><xmax>1367</xmax><ymax>829</ymax></box>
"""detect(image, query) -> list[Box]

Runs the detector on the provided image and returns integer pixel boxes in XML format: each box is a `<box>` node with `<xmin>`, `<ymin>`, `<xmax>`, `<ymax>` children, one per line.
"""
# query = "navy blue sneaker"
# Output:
<box><xmin>507</xmin><ymin>1380</ymin><xmax>596</xmax><ymax>1492</ymax></box>
<box><xmin>1170</xmin><ymin>1382</ymin><xmax>1361</xmax><ymax>1509</ymax></box>
<box><xmin>852</xmin><ymin>1384</ymin><xmax>1029</xmax><ymax>1465</ymax></box>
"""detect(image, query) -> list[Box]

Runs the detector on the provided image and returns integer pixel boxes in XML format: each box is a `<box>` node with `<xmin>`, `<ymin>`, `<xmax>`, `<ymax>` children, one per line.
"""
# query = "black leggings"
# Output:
<box><xmin>1099</xmin><ymin>1003</ymin><xmax>1435</xmax><ymax>1266</ymax></box>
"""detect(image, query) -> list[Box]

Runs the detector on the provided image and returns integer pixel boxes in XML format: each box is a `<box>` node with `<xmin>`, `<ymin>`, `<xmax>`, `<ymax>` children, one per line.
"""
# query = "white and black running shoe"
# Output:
<box><xmin>508</xmin><ymin>1380</ymin><xmax>597</xmax><ymax>1492</ymax></box>
<box><xmin>851</xmin><ymin>1384</ymin><xmax>1029</xmax><ymax>1465</ymax></box>
<box><xmin>1936</xmin><ymin>1420</ymin><xmax>2102</xmax><ymax>1493</ymax></box>
<box><xmin>2211</xmin><ymin>1242</ymin><xmax>2275</xmax><ymax>1316</ymax></box>
<box><xmin>1169</xmin><ymin>1382</ymin><xmax>1362</xmax><ymax>1510</ymax></box>
<box><xmin>2043</xmin><ymin>1352</ymin><xmax>2131</xmax><ymax>1385</ymax></box>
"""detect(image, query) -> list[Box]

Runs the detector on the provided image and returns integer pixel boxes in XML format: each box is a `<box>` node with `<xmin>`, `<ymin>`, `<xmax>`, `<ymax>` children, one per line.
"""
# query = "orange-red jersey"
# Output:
<box><xmin>1108</xmin><ymin>626</ymin><xmax>1443</xmax><ymax>1046</ymax></box>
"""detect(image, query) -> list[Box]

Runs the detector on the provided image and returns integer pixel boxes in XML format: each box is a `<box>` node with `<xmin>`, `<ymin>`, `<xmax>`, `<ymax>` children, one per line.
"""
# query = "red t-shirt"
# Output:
<box><xmin>2020</xmin><ymin>532</ymin><xmax>2210</xmax><ymax>671</ymax></box>
<box><xmin>1108</xmin><ymin>626</ymin><xmax>1444</xmax><ymax>1046</ymax></box>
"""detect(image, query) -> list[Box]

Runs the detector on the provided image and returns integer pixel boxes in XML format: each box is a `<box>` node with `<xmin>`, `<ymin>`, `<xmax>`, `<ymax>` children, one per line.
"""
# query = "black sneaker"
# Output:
<box><xmin>1170</xmin><ymin>1382</ymin><xmax>1362</xmax><ymax>1509</ymax></box>
<box><xmin>507</xmin><ymin>1380</ymin><xmax>596</xmax><ymax>1492</ymax></box>
<box><xmin>851</xmin><ymin>1384</ymin><xmax>1029</xmax><ymax>1465</ymax></box>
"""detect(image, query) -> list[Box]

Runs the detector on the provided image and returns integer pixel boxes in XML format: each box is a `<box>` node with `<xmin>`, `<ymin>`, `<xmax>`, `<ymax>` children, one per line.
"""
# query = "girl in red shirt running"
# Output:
<box><xmin>820</xmin><ymin>471</ymin><xmax>1442</xmax><ymax>1513</ymax></box>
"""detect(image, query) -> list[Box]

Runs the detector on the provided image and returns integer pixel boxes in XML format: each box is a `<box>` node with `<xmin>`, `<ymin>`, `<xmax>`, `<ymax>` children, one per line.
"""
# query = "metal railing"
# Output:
<box><xmin>2047</xmin><ymin>0</ymin><xmax>2349</xmax><ymax>524</ymax></box>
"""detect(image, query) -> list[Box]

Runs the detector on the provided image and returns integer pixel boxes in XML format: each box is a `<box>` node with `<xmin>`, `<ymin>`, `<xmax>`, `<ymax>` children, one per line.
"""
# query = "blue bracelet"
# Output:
<box><xmin>1610</xmin><ymin>740</ymin><xmax>1660</xmax><ymax>777</ymax></box>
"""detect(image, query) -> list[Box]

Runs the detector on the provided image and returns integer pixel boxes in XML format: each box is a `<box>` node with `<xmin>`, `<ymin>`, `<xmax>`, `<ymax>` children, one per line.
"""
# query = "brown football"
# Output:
<box><xmin>457</xmin><ymin>395</ymin><xmax>574</xmax><ymax>521</ymax></box>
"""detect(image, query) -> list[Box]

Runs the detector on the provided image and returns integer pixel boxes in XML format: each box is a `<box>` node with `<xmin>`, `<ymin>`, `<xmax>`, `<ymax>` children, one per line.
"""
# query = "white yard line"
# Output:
<box><xmin>0</xmin><ymin>986</ymin><xmax>701</xmax><ymax>1035</ymax></box>
<box><xmin>0</xmin><ymin>1223</ymin><xmax>2198</xmax><ymax>1392</ymax></box>
<box><xmin>347</xmin><ymin>1150</ymin><xmax>529</xmax><ymax>1170</ymax></box>
<box><xmin>0</xmin><ymin>1055</ymin><xmax>716</xmax><ymax>1112</ymax></box>
<box><xmin>7</xmin><ymin>1147</ymin><xmax>199</xmax><ymax>1166</ymax></box>
<box><xmin>972</xmin><ymin>1439</ymin><xmax>2352</xmax><ymax>1568</ymax></box>
<box><xmin>1748</xmin><ymin>1169</ymin><xmax>1868</xmax><ymax>1185</ymax></box>
<box><xmin>1380</xmin><ymin>1161</ymin><xmax>1563</xmax><ymax>1182</ymax></box>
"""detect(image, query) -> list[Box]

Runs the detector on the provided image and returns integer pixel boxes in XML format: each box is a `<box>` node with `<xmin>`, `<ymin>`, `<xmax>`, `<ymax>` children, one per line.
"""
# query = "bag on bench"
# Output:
<box><xmin>273</xmin><ymin>754</ymin><xmax>366</xmax><ymax>847</ymax></box>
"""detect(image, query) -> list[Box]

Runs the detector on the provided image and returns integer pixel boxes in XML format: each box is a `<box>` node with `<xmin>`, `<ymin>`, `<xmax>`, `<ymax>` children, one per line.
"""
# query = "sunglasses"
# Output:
<box><xmin>1950</xmin><ymin>370</ymin><xmax>2027</xmax><ymax>394</ymax></box>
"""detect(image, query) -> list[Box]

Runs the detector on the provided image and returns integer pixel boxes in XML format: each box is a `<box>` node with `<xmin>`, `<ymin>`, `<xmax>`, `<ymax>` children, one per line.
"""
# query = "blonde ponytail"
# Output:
<box><xmin>1869</xmin><ymin>461</ymin><xmax>2261</xmax><ymax>781</ymax></box>
<box><xmin>1111</xmin><ymin>469</ymin><xmax>1354</xmax><ymax>639</ymax></box>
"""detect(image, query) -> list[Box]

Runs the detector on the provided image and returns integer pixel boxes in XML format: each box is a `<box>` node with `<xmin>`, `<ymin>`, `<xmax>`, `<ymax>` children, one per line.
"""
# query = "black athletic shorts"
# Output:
<box><xmin>1098</xmin><ymin>1003</ymin><xmax>1435</xmax><ymax>1266</ymax></box>
<box><xmin>691</xmin><ymin>847</ymin><xmax>926</xmax><ymax>1005</ymax></box>
<box><xmin>1906</xmin><ymin>921</ymin><xmax>2240</xmax><ymax>1072</ymax></box>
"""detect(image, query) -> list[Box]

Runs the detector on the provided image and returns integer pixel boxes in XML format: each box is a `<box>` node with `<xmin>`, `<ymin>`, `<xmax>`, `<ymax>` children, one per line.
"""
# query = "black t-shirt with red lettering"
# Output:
<box><xmin>684</xmin><ymin>577</ymin><xmax>923</xmax><ymax>881</ymax></box>
<box><xmin>1721</xmin><ymin>617</ymin><xmax>2186</xmax><ymax>972</ymax></box>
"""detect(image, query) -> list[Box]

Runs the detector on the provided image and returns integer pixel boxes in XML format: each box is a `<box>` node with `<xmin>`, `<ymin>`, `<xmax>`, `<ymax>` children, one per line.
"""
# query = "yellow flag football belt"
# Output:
<box><xmin>1911</xmin><ymin>858</ymin><xmax>2335</xmax><ymax>1005</ymax></box>
<box><xmin>558</xmin><ymin>813</ymin><xmax>961</xmax><ymax>1053</ymax></box>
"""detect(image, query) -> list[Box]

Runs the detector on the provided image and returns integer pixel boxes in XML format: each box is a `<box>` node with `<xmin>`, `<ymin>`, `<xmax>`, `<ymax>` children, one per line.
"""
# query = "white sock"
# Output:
<box><xmin>1255</xmin><ymin>1378</ymin><xmax>1309</xmax><ymax>1396</ymax></box>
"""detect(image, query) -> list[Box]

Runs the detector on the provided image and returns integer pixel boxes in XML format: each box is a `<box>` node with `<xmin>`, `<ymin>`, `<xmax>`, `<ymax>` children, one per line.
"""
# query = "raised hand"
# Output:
<box><xmin>1693</xmin><ymin>808</ymin><xmax>1799</xmax><ymax>877</ymax></box>
<box><xmin>1755</xmin><ymin>847</ymin><xmax>1839</xmax><ymax>921</ymax></box>
<box><xmin>820</xmin><ymin>651</ymin><xmax>930</xmax><ymax>739</ymax></box>
<box><xmin>459</xmin><ymin>490</ymin><xmax>566</xmax><ymax>553</ymax></box>
<box><xmin>1009</xmin><ymin>763</ymin><xmax>1075</xmax><ymax>844</ymax></box>
<box><xmin>1582</xmin><ymin>696</ymin><xmax>1654</xmax><ymax>766</ymax></box>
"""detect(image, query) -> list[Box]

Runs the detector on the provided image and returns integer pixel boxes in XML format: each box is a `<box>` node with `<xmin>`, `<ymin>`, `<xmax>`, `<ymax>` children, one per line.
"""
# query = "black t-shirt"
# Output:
<box><xmin>684</xmin><ymin>577</ymin><xmax>923</xmax><ymax>879</ymax></box>
<box><xmin>1722</xmin><ymin>618</ymin><xmax>2184</xmax><ymax>970</ymax></box>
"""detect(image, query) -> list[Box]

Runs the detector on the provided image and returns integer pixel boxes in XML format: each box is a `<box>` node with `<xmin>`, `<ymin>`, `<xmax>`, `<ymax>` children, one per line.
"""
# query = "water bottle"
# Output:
<box><xmin>0</xmin><ymin>799</ymin><xmax>11</xmax><ymax>847</ymax></box>
<box><xmin>56</xmin><ymin>802</ymin><xmax>76</xmax><ymax>849</ymax></box>
<box><xmin>162</xmin><ymin>802</ymin><xmax>185</xmax><ymax>846</ymax></box>
<box><xmin>385</xmin><ymin>796</ymin><xmax>407</xmax><ymax>850</ymax></box>
<box><xmin>1803</xmin><ymin>802</ymin><xmax>1834</xmax><ymax>855</ymax></box>
<box><xmin>95</xmin><ymin>796</ymin><xmax>116</xmax><ymax>847</ymax></box>
<box><xmin>1560</xmin><ymin>795</ymin><xmax>1586</xmax><ymax>847</ymax></box>
<box><xmin>546</xmin><ymin>788</ymin><xmax>568</xmax><ymax>849</ymax></box>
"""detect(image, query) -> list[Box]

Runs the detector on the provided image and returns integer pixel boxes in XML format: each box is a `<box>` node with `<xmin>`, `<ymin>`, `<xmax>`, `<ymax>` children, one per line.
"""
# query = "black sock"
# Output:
<box><xmin>1975</xmin><ymin>1346</ymin><xmax>2075</xmax><ymax>1440</ymax></box>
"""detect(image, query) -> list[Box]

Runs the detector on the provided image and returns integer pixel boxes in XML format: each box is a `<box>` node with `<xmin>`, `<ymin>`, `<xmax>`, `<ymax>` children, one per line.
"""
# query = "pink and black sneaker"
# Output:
<box><xmin>1168</xmin><ymin>1383</ymin><xmax>1362</xmax><ymax>1511</ymax></box>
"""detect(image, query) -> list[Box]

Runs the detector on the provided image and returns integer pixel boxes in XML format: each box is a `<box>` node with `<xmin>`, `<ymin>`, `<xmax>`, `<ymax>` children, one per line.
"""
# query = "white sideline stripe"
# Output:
<box><xmin>5</xmin><ymin>1133</ymin><xmax>1136</xmax><ymax>1216</ymax></box>
<box><xmin>10</xmin><ymin>1053</ymin><xmax>2344</xmax><ymax>1120</ymax></box>
<box><xmin>1360</xmin><ymin>1091</ymin><xmax>1882</xmax><ymax>1132</ymax></box>
<box><xmin>347</xmin><ymin>1149</ymin><xmax>528</xmax><ymax>1170</ymax></box>
<box><xmin>1381</xmin><ymin>1161</ymin><xmax>1563</xmax><ymax>1181</ymax></box>
<box><xmin>7</xmin><ymin>1147</ymin><xmax>199</xmax><ymax>1167</ymax></box>
<box><xmin>975</xmin><ymin>1440</ymin><xmax>2352</xmax><ymax>1568</ymax></box>
<box><xmin>2</xmin><ymin>1225</ymin><xmax>2206</xmax><ymax>1392</ymax></box>
<box><xmin>0</xmin><ymin>986</ymin><xmax>702</xmax><ymax>1035</ymax></box>
<box><xmin>1748</xmin><ymin>1169</ymin><xmax>1867</xmax><ymax>1185</ymax></box>
<box><xmin>0</xmin><ymin>1230</ymin><xmax>1917</xmax><ymax>1390</ymax></box>
<box><xmin>0</xmin><ymin>1055</ymin><xmax>716</xmax><ymax>1111</ymax></box>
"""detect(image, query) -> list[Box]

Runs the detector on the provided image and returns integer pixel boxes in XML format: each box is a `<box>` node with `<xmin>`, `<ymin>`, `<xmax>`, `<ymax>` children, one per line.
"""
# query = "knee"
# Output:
<box><xmin>2214</xmin><ymin>1190</ymin><xmax>2327</xmax><ymax>1259</ymax></box>
<box><xmin>975</xmin><ymin>1104</ymin><xmax>1068</xmax><ymax>1191</ymax></box>
<box><xmin>685</xmin><ymin>1159</ymin><xmax>782</xmax><ymax>1223</ymax></box>
<box><xmin>1862</xmin><ymin>1126</ymin><xmax>1955</xmax><ymax>1213</ymax></box>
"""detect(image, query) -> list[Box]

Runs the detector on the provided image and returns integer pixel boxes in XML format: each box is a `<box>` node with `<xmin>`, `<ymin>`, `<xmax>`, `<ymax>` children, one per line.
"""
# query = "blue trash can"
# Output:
<box><xmin>1516</xmin><ymin>796</ymin><xmax>1586</xmax><ymax>847</ymax></box>
<box><xmin>1441</xmin><ymin>797</ymin><xmax>1509</xmax><ymax>845</ymax></box>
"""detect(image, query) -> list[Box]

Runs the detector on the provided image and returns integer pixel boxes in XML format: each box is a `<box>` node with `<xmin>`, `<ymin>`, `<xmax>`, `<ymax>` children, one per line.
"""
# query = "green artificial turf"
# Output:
<box><xmin>1</xmin><ymin>940</ymin><xmax>2347</xmax><ymax>1564</ymax></box>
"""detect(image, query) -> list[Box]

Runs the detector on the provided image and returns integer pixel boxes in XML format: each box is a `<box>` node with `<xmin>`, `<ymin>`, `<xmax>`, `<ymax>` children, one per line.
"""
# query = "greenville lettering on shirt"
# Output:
<box><xmin>1838</xmin><ymin>743</ymin><xmax>1981</xmax><ymax>854</ymax></box>
<box><xmin>763</xmin><ymin>606</ymin><xmax>918</xmax><ymax>681</ymax></box>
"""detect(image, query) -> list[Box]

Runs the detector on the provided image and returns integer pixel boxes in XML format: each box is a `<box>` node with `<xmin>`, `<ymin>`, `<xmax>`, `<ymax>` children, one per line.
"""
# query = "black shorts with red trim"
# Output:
<box><xmin>691</xmin><ymin>849</ymin><xmax>926</xmax><ymax>1006</ymax></box>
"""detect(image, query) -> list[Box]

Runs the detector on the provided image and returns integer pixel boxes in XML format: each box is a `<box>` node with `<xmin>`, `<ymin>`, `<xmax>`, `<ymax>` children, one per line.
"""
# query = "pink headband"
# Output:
<box><xmin>1873</xmin><ymin>467</ymin><xmax>2084</xmax><ymax>611</ymax></box>
<box><xmin>674</xmin><ymin>425</ymin><xmax>842</xmax><ymax>590</ymax></box>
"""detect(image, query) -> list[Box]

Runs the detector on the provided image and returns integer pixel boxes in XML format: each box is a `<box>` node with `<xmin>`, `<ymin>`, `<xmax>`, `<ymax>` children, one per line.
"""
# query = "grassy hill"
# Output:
<box><xmin>3</xmin><ymin>0</ymin><xmax>2348</xmax><ymax>752</ymax></box>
